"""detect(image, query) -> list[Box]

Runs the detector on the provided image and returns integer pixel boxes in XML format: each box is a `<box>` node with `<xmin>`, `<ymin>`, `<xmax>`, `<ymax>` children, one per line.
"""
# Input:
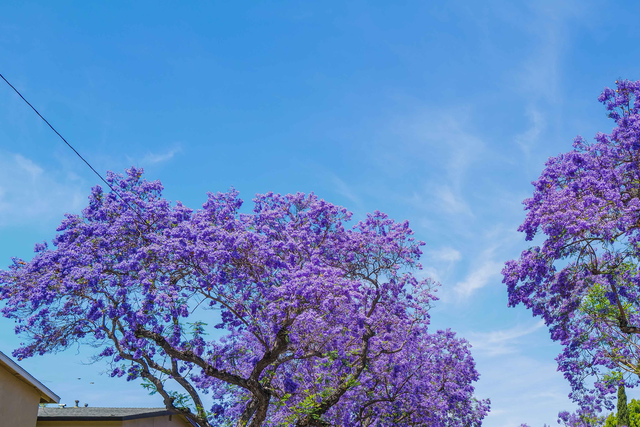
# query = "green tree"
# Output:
<box><xmin>631</xmin><ymin>400</ymin><xmax>640</xmax><ymax>427</ymax></box>
<box><xmin>606</xmin><ymin>397</ymin><xmax>640</xmax><ymax>427</ymax></box>
<box><xmin>619</xmin><ymin>384</ymin><xmax>631</xmax><ymax>427</ymax></box>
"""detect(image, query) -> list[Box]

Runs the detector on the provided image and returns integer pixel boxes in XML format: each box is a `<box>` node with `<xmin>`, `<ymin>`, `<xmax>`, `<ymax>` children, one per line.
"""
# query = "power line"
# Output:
<box><xmin>0</xmin><ymin>73</ymin><xmax>146</xmax><ymax>223</ymax></box>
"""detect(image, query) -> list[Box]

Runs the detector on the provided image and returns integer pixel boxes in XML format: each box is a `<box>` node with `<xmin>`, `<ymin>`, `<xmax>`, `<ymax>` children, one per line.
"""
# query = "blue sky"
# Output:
<box><xmin>1</xmin><ymin>1</ymin><xmax>640</xmax><ymax>425</ymax></box>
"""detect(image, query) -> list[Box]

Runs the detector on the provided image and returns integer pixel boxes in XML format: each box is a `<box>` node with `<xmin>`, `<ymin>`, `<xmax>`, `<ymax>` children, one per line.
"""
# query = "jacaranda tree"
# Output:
<box><xmin>503</xmin><ymin>79</ymin><xmax>640</xmax><ymax>415</ymax></box>
<box><xmin>0</xmin><ymin>168</ymin><xmax>489</xmax><ymax>427</ymax></box>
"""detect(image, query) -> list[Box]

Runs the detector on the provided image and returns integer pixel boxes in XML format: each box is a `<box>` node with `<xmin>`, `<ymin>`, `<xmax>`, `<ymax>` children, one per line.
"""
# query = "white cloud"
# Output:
<box><xmin>141</xmin><ymin>146</ymin><xmax>181</xmax><ymax>164</ymax></box>
<box><xmin>515</xmin><ymin>106</ymin><xmax>546</xmax><ymax>157</ymax></box>
<box><xmin>469</xmin><ymin>320</ymin><xmax>545</xmax><ymax>356</ymax></box>
<box><xmin>421</xmin><ymin>247</ymin><xmax>461</xmax><ymax>289</ymax></box>
<box><xmin>472</xmin><ymin>353</ymin><xmax>576</xmax><ymax>427</ymax></box>
<box><xmin>501</xmin><ymin>0</ymin><xmax>589</xmax><ymax>105</ymax></box>
<box><xmin>428</xmin><ymin>246</ymin><xmax>461</xmax><ymax>263</ymax></box>
<box><xmin>453</xmin><ymin>244</ymin><xmax>501</xmax><ymax>299</ymax></box>
<box><xmin>393</xmin><ymin>108</ymin><xmax>484</xmax><ymax>188</ymax></box>
<box><xmin>386</xmin><ymin>109</ymin><xmax>485</xmax><ymax>223</ymax></box>
<box><xmin>14</xmin><ymin>154</ymin><xmax>44</xmax><ymax>178</ymax></box>
<box><xmin>496</xmin><ymin>0</ymin><xmax>590</xmax><ymax>166</ymax></box>
<box><xmin>0</xmin><ymin>152</ymin><xmax>86</xmax><ymax>227</ymax></box>
<box><xmin>450</xmin><ymin>226</ymin><xmax>522</xmax><ymax>299</ymax></box>
<box><xmin>329</xmin><ymin>174</ymin><xmax>362</xmax><ymax>210</ymax></box>
<box><xmin>432</xmin><ymin>185</ymin><xmax>473</xmax><ymax>216</ymax></box>
<box><xmin>454</xmin><ymin>260</ymin><xmax>503</xmax><ymax>299</ymax></box>
<box><xmin>405</xmin><ymin>183</ymin><xmax>474</xmax><ymax>226</ymax></box>
<box><xmin>420</xmin><ymin>266</ymin><xmax>441</xmax><ymax>284</ymax></box>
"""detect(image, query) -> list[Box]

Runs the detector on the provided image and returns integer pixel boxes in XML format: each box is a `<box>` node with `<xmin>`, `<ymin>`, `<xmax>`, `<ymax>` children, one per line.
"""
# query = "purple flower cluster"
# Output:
<box><xmin>0</xmin><ymin>168</ymin><xmax>489</xmax><ymax>427</ymax></box>
<box><xmin>521</xmin><ymin>408</ymin><xmax>606</xmax><ymax>427</ymax></box>
<box><xmin>504</xmin><ymin>80</ymin><xmax>640</xmax><ymax>415</ymax></box>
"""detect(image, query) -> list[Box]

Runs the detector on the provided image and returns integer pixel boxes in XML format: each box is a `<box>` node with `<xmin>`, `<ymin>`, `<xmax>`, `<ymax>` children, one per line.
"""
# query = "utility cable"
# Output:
<box><xmin>0</xmin><ymin>73</ymin><xmax>147</xmax><ymax>223</ymax></box>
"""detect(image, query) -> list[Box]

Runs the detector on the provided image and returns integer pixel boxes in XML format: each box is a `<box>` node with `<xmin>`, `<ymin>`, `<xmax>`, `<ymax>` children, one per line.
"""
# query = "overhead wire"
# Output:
<box><xmin>0</xmin><ymin>72</ymin><xmax>148</xmax><ymax>224</ymax></box>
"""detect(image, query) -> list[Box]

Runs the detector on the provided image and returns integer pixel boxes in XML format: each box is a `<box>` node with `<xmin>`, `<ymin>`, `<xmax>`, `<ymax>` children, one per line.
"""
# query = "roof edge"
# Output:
<box><xmin>38</xmin><ymin>410</ymin><xmax>175</xmax><ymax>421</ymax></box>
<box><xmin>0</xmin><ymin>351</ymin><xmax>60</xmax><ymax>404</ymax></box>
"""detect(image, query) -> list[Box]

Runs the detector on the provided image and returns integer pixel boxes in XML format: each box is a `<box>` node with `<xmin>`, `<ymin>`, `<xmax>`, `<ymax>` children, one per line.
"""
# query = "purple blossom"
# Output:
<box><xmin>1</xmin><ymin>168</ymin><xmax>488</xmax><ymax>427</ymax></box>
<box><xmin>504</xmin><ymin>79</ymin><xmax>640</xmax><ymax>417</ymax></box>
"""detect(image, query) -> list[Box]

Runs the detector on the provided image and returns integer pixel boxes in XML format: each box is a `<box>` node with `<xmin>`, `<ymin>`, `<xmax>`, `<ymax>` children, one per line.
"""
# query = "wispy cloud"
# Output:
<box><xmin>406</xmin><ymin>186</ymin><xmax>473</xmax><ymax>223</ymax></box>
<box><xmin>329</xmin><ymin>174</ymin><xmax>363</xmax><ymax>211</ymax></box>
<box><xmin>141</xmin><ymin>146</ymin><xmax>181</xmax><ymax>164</ymax></box>
<box><xmin>469</xmin><ymin>320</ymin><xmax>545</xmax><ymax>356</ymax></box>
<box><xmin>421</xmin><ymin>247</ymin><xmax>462</xmax><ymax>287</ymax></box>
<box><xmin>391</xmin><ymin>108</ymin><xmax>484</xmax><ymax>189</ymax></box>
<box><xmin>428</xmin><ymin>246</ymin><xmax>461</xmax><ymax>263</ymax></box>
<box><xmin>0</xmin><ymin>152</ymin><xmax>86</xmax><ymax>227</ymax></box>
<box><xmin>14</xmin><ymin>154</ymin><xmax>44</xmax><ymax>178</ymax></box>
<box><xmin>473</xmin><ymin>354</ymin><xmax>575</xmax><ymax>427</ymax></box>
<box><xmin>450</xmin><ymin>225</ymin><xmax>522</xmax><ymax>299</ymax></box>
<box><xmin>384</xmin><ymin>108</ymin><xmax>485</xmax><ymax>224</ymax></box>
<box><xmin>432</xmin><ymin>184</ymin><xmax>473</xmax><ymax>217</ymax></box>
<box><xmin>453</xmin><ymin>242</ymin><xmax>502</xmax><ymax>299</ymax></box>
<box><xmin>503</xmin><ymin>0</ymin><xmax>589</xmax><ymax>104</ymax></box>
<box><xmin>494</xmin><ymin>0</ymin><xmax>591</xmax><ymax>169</ymax></box>
<box><xmin>515</xmin><ymin>106</ymin><xmax>546</xmax><ymax>157</ymax></box>
<box><xmin>454</xmin><ymin>259</ymin><xmax>504</xmax><ymax>299</ymax></box>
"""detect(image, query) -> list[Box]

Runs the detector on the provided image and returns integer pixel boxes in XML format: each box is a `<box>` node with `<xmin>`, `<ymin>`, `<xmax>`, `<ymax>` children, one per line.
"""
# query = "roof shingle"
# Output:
<box><xmin>38</xmin><ymin>407</ymin><xmax>172</xmax><ymax>421</ymax></box>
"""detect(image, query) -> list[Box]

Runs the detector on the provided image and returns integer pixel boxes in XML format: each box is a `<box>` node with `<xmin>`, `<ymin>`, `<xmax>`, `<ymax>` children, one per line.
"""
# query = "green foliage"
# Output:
<box><xmin>579</xmin><ymin>282</ymin><xmax>635</xmax><ymax>322</ymax></box>
<box><xmin>618</xmin><ymin>385</ymin><xmax>631</xmax><ymax>427</ymax></box>
<box><xmin>168</xmin><ymin>391</ymin><xmax>191</xmax><ymax>410</ymax></box>
<box><xmin>580</xmin><ymin>284</ymin><xmax>618</xmax><ymax>320</ymax></box>
<box><xmin>604</xmin><ymin>372</ymin><xmax>624</xmax><ymax>386</ymax></box>
<box><xmin>141</xmin><ymin>377</ymin><xmax>158</xmax><ymax>395</ymax></box>
<box><xmin>186</xmin><ymin>321</ymin><xmax>208</xmax><ymax>336</ymax></box>
<box><xmin>580</xmin><ymin>286</ymin><xmax>635</xmax><ymax>367</ymax></box>
<box><xmin>605</xmin><ymin>398</ymin><xmax>640</xmax><ymax>427</ymax></box>
<box><xmin>632</xmin><ymin>400</ymin><xmax>640</xmax><ymax>427</ymax></box>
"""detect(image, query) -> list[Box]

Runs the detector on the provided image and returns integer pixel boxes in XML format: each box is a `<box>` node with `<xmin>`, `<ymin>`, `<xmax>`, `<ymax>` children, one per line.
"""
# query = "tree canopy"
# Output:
<box><xmin>503</xmin><ymin>79</ymin><xmax>640</xmax><ymax>414</ymax></box>
<box><xmin>605</xmin><ymin>397</ymin><xmax>640</xmax><ymax>427</ymax></box>
<box><xmin>0</xmin><ymin>168</ymin><xmax>489</xmax><ymax>427</ymax></box>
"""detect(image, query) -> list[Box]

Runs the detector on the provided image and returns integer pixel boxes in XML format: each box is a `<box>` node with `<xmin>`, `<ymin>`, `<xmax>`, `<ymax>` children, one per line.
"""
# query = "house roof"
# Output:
<box><xmin>0</xmin><ymin>351</ymin><xmax>60</xmax><ymax>404</ymax></box>
<box><xmin>38</xmin><ymin>407</ymin><xmax>174</xmax><ymax>421</ymax></box>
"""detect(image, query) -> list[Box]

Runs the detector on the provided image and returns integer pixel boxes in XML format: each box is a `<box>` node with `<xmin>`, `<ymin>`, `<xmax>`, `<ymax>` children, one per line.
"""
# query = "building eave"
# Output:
<box><xmin>0</xmin><ymin>351</ymin><xmax>60</xmax><ymax>404</ymax></box>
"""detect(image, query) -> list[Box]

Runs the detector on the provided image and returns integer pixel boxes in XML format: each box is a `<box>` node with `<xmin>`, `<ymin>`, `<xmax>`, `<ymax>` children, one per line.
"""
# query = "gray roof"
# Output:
<box><xmin>0</xmin><ymin>351</ymin><xmax>60</xmax><ymax>404</ymax></box>
<box><xmin>38</xmin><ymin>407</ymin><xmax>173</xmax><ymax>421</ymax></box>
